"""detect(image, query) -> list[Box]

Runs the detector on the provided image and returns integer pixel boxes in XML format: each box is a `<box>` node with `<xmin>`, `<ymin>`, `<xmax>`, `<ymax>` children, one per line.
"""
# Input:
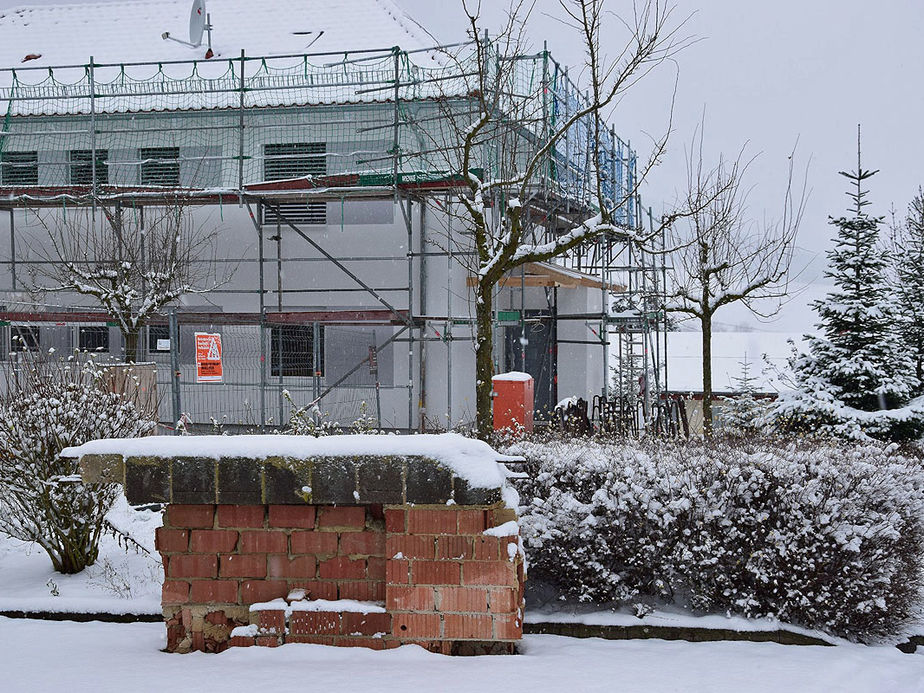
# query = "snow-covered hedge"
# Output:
<box><xmin>509</xmin><ymin>437</ymin><xmax>924</xmax><ymax>640</ymax></box>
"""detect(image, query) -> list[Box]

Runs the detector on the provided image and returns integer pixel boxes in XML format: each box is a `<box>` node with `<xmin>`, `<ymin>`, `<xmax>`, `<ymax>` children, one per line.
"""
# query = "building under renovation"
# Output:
<box><xmin>0</xmin><ymin>0</ymin><xmax>668</xmax><ymax>431</ymax></box>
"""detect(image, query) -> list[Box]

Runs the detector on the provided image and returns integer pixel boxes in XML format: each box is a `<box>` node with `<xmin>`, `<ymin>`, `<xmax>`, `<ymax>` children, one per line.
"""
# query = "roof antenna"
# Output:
<box><xmin>162</xmin><ymin>0</ymin><xmax>214</xmax><ymax>58</ymax></box>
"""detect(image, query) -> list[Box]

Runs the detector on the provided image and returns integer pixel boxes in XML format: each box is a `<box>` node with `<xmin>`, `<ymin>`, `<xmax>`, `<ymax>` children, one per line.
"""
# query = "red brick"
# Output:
<box><xmin>336</xmin><ymin>636</ymin><xmax>385</xmax><ymax>650</ymax></box>
<box><xmin>241</xmin><ymin>580</ymin><xmax>288</xmax><ymax>604</ymax></box>
<box><xmin>190</xmin><ymin>579</ymin><xmax>238</xmax><ymax>603</ymax></box>
<box><xmin>229</xmin><ymin>636</ymin><xmax>255</xmax><ymax>648</ymax></box>
<box><xmin>166</xmin><ymin>505</ymin><xmax>214</xmax><ymax>529</ymax></box>
<box><xmin>268</xmin><ymin>505</ymin><xmax>317</xmax><ymax>529</ymax></box>
<box><xmin>256</xmin><ymin>609</ymin><xmax>286</xmax><ymax>633</ymax></box>
<box><xmin>457</xmin><ymin>509</ymin><xmax>487</xmax><ymax>534</ymax></box>
<box><xmin>162</xmin><ymin>580</ymin><xmax>189</xmax><ymax>605</ymax></box>
<box><xmin>407</xmin><ymin>509</ymin><xmax>456</xmax><ymax>535</ymax></box>
<box><xmin>386</xmin><ymin>558</ymin><xmax>410</xmax><ymax>584</ymax></box>
<box><xmin>318</xmin><ymin>506</ymin><xmax>366</xmax><ymax>530</ymax></box>
<box><xmin>493</xmin><ymin>612</ymin><xmax>522</xmax><ymax>640</ymax></box>
<box><xmin>473</xmin><ymin>536</ymin><xmax>503</xmax><ymax>561</ymax></box>
<box><xmin>267</xmin><ymin>554</ymin><xmax>317</xmax><ymax>580</ymax></box>
<box><xmin>340</xmin><ymin>531</ymin><xmax>385</xmax><ymax>557</ymax></box>
<box><xmin>338</xmin><ymin>580</ymin><xmax>385</xmax><ymax>602</ymax></box>
<box><xmin>436</xmin><ymin>586</ymin><xmax>489</xmax><ymax>613</ymax></box>
<box><xmin>189</xmin><ymin>529</ymin><xmax>239</xmax><ymax>554</ymax></box>
<box><xmin>289</xmin><ymin>580</ymin><xmax>338</xmax><ymax>601</ymax></box>
<box><xmin>168</xmin><ymin>554</ymin><xmax>217</xmax><ymax>579</ymax></box>
<box><xmin>220</xmin><ymin>554</ymin><xmax>267</xmax><ymax>579</ymax></box>
<box><xmin>205</xmin><ymin>610</ymin><xmax>228</xmax><ymax>626</ymax></box>
<box><xmin>437</xmin><ymin>535</ymin><xmax>473</xmax><ymax>560</ymax></box>
<box><xmin>286</xmin><ymin>635</ymin><xmax>335</xmax><ymax>646</ymax></box>
<box><xmin>367</xmin><ymin>504</ymin><xmax>384</xmax><ymax>521</ymax></box>
<box><xmin>290</xmin><ymin>610</ymin><xmax>342</xmax><ymax>636</ymax></box>
<box><xmin>384</xmin><ymin>508</ymin><xmax>406</xmax><ymax>533</ymax></box>
<box><xmin>399</xmin><ymin>639</ymin><xmax>450</xmax><ymax>654</ymax></box>
<box><xmin>367</xmin><ymin>556</ymin><xmax>386</xmax><ymax>581</ymax></box>
<box><xmin>290</xmin><ymin>531</ymin><xmax>339</xmax><ymax>555</ymax></box>
<box><xmin>462</xmin><ymin>561</ymin><xmax>517</xmax><ymax>586</ymax></box>
<box><xmin>386</xmin><ymin>534</ymin><xmax>434</xmax><ymax>560</ymax></box>
<box><xmin>239</xmin><ymin>531</ymin><xmax>288</xmax><ymax>554</ymax></box>
<box><xmin>386</xmin><ymin>585</ymin><xmax>435</xmax><ymax>611</ymax></box>
<box><xmin>217</xmin><ymin>505</ymin><xmax>264</xmax><ymax>528</ymax></box>
<box><xmin>488</xmin><ymin>587</ymin><xmax>519</xmax><ymax>613</ymax></box>
<box><xmin>255</xmin><ymin>635</ymin><xmax>282</xmax><ymax>647</ymax></box>
<box><xmin>155</xmin><ymin>528</ymin><xmax>189</xmax><ymax>553</ymax></box>
<box><xmin>444</xmin><ymin>613</ymin><xmax>493</xmax><ymax>640</ymax></box>
<box><xmin>413</xmin><ymin>560</ymin><xmax>461</xmax><ymax>585</ymax></box>
<box><xmin>392</xmin><ymin>613</ymin><xmax>441</xmax><ymax>639</ymax></box>
<box><xmin>319</xmin><ymin>556</ymin><xmax>366</xmax><ymax>580</ymax></box>
<box><xmin>342</xmin><ymin>612</ymin><xmax>391</xmax><ymax>637</ymax></box>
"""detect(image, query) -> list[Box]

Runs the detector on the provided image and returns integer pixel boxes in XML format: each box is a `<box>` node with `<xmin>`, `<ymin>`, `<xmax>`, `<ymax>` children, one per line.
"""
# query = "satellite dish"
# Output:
<box><xmin>190</xmin><ymin>0</ymin><xmax>207</xmax><ymax>46</ymax></box>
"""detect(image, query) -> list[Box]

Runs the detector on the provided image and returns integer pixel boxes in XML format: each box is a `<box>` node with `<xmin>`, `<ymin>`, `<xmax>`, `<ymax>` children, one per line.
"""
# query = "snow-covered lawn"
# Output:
<box><xmin>0</xmin><ymin>498</ymin><xmax>162</xmax><ymax>615</ymax></box>
<box><xmin>1</xmin><ymin>618</ymin><xmax>920</xmax><ymax>693</ymax></box>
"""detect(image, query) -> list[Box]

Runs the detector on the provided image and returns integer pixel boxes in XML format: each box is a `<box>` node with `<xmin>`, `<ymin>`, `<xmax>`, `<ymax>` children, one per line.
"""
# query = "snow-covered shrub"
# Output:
<box><xmin>511</xmin><ymin>436</ymin><xmax>924</xmax><ymax>640</ymax></box>
<box><xmin>0</xmin><ymin>353</ymin><xmax>155</xmax><ymax>574</ymax></box>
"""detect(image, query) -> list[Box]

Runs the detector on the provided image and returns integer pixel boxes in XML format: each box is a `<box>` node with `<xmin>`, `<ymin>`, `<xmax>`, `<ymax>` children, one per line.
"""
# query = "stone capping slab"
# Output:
<box><xmin>78</xmin><ymin>453</ymin><xmax>503</xmax><ymax>507</ymax></box>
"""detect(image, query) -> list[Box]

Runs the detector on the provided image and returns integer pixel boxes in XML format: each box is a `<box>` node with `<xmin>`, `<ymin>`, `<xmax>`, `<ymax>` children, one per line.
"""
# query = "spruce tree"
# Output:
<box><xmin>890</xmin><ymin>189</ymin><xmax>924</xmax><ymax>393</ymax></box>
<box><xmin>776</xmin><ymin>130</ymin><xmax>923</xmax><ymax>441</ymax></box>
<box><xmin>717</xmin><ymin>356</ymin><xmax>770</xmax><ymax>437</ymax></box>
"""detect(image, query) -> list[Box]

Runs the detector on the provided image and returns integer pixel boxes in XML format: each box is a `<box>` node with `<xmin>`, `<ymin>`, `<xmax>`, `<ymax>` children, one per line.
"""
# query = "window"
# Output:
<box><xmin>10</xmin><ymin>325</ymin><xmax>40</xmax><ymax>352</ymax></box>
<box><xmin>78</xmin><ymin>326</ymin><xmax>109</xmax><ymax>352</ymax></box>
<box><xmin>70</xmin><ymin>149</ymin><xmax>108</xmax><ymax>186</ymax></box>
<box><xmin>264</xmin><ymin>142</ymin><xmax>326</xmax><ymax>180</ymax></box>
<box><xmin>263</xmin><ymin>142</ymin><xmax>327</xmax><ymax>225</ymax></box>
<box><xmin>1</xmin><ymin>151</ymin><xmax>38</xmax><ymax>186</ymax></box>
<box><xmin>148</xmin><ymin>324</ymin><xmax>172</xmax><ymax>353</ymax></box>
<box><xmin>271</xmin><ymin>325</ymin><xmax>325</xmax><ymax>377</ymax></box>
<box><xmin>140</xmin><ymin>147</ymin><xmax>180</xmax><ymax>186</ymax></box>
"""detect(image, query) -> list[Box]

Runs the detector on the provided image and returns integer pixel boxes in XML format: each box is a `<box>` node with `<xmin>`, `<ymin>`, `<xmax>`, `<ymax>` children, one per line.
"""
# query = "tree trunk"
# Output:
<box><xmin>474</xmin><ymin>282</ymin><xmax>495</xmax><ymax>440</ymax></box>
<box><xmin>701</xmin><ymin>314</ymin><xmax>713</xmax><ymax>438</ymax></box>
<box><xmin>124</xmin><ymin>328</ymin><xmax>140</xmax><ymax>364</ymax></box>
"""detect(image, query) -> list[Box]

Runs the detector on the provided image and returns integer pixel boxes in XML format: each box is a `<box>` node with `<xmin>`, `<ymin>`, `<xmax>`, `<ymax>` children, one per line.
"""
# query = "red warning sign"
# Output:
<box><xmin>195</xmin><ymin>332</ymin><xmax>223</xmax><ymax>383</ymax></box>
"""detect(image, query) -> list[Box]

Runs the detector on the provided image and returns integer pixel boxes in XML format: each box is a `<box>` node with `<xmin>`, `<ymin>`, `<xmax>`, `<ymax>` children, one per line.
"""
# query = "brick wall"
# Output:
<box><xmin>156</xmin><ymin>502</ymin><xmax>523</xmax><ymax>654</ymax></box>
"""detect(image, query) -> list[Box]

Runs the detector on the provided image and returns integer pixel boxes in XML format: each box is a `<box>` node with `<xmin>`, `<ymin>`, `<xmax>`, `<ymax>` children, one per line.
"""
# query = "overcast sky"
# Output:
<box><xmin>399</xmin><ymin>0</ymin><xmax>924</xmax><ymax>330</ymax></box>
<box><xmin>3</xmin><ymin>0</ymin><xmax>923</xmax><ymax>331</ymax></box>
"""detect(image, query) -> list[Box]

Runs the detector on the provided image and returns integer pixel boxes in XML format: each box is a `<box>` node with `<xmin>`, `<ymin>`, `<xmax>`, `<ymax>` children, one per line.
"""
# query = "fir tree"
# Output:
<box><xmin>776</xmin><ymin>129</ymin><xmax>923</xmax><ymax>441</ymax></box>
<box><xmin>890</xmin><ymin>189</ymin><xmax>924</xmax><ymax>393</ymax></box>
<box><xmin>717</xmin><ymin>356</ymin><xmax>770</xmax><ymax>437</ymax></box>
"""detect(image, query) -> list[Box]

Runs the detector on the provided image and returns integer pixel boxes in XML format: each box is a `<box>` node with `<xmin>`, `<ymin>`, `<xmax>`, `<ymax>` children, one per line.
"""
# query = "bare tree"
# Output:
<box><xmin>666</xmin><ymin>134</ymin><xmax>805</xmax><ymax>437</ymax></box>
<box><xmin>423</xmin><ymin>0</ymin><xmax>690</xmax><ymax>436</ymax></box>
<box><xmin>30</xmin><ymin>203</ymin><xmax>227</xmax><ymax>361</ymax></box>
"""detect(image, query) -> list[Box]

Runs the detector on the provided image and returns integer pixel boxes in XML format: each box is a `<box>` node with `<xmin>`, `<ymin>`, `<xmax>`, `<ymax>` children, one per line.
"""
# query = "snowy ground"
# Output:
<box><xmin>0</xmin><ymin>497</ymin><xmax>162</xmax><ymax>615</ymax></box>
<box><xmin>1</xmin><ymin>618</ymin><xmax>920</xmax><ymax>693</ymax></box>
<box><xmin>2</xmin><ymin>501</ymin><xmax>921</xmax><ymax>692</ymax></box>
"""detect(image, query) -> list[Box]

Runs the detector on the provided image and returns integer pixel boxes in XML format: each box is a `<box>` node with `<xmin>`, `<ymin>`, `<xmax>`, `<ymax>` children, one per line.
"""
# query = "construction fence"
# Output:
<box><xmin>0</xmin><ymin>310</ymin><xmax>408</xmax><ymax>432</ymax></box>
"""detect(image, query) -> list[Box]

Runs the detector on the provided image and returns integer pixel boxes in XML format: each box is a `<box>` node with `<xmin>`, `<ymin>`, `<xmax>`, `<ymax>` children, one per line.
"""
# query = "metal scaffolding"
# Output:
<box><xmin>0</xmin><ymin>40</ymin><xmax>666</xmax><ymax>432</ymax></box>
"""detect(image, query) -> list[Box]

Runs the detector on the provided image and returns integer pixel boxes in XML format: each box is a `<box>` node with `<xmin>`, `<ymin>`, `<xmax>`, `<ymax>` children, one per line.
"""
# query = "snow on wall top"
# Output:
<box><xmin>492</xmin><ymin>372</ymin><xmax>533</xmax><ymax>382</ymax></box>
<box><xmin>62</xmin><ymin>433</ymin><xmax>516</xmax><ymax>489</ymax></box>
<box><xmin>0</xmin><ymin>0</ymin><xmax>433</xmax><ymax>68</ymax></box>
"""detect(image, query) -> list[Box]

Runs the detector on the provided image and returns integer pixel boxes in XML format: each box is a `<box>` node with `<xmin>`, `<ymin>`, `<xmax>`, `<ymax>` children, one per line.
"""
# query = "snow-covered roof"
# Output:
<box><xmin>0</xmin><ymin>0</ymin><xmax>433</xmax><ymax>68</ymax></box>
<box><xmin>666</xmin><ymin>331</ymin><xmax>807</xmax><ymax>393</ymax></box>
